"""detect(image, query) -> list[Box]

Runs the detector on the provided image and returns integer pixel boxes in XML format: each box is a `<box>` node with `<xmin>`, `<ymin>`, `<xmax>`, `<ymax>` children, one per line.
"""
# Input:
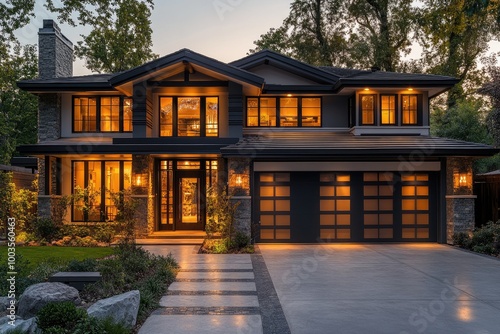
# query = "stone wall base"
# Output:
<box><xmin>231</xmin><ymin>196</ymin><xmax>251</xmax><ymax>238</ymax></box>
<box><xmin>446</xmin><ymin>197</ymin><xmax>475</xmax><ymax>244</ymax></box>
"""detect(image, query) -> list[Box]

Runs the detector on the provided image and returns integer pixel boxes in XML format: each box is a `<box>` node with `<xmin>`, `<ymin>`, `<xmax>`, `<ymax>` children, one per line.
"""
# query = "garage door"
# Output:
<box><xmin>256</xmin><ymin>172</ymin><xmax>437</xmax><ymax>243</ymax></box>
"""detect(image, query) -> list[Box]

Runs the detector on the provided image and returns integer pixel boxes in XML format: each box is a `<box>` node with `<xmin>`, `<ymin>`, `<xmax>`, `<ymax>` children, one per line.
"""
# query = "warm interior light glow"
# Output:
<box><xmin>408</xmin><ymin>88</ymin><xmax>414</xmax><ymax>91</ymax></box>
<box><xmin>459</xmin><ymin>173</ymin><xmax>468</xmax><ymax>186</ymax></box>
<box><xmin>364</xmin><ymin>88</ymin><xmax>370</xmax><ymax>91</ymax></box>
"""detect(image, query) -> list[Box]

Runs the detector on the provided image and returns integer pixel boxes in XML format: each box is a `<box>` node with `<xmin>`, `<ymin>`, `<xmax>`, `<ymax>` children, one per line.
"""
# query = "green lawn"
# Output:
<box><xmin>0</xmin><ymin>246</ymin><xmax>114</xmax><ymax>268</ymax></box>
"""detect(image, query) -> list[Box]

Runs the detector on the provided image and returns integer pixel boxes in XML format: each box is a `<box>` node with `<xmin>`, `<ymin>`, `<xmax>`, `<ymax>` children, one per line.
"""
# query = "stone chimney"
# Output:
<box><xmin>38</xmin><ymin>19</ymin><xmax>73</xmax><ymax>79</ymax></box>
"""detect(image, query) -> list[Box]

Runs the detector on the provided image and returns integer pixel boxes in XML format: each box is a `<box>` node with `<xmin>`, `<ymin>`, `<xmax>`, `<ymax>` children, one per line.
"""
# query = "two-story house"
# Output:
<box><xmin>18</xmin><ymin>20</ymin><xmax>498</xmax><ymax>244</ymax></box>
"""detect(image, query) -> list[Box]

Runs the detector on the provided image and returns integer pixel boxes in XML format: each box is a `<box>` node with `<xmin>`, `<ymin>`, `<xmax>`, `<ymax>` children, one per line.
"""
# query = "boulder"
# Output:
<box><xmin>17</xmin><ymin>282</ymin><xmax>80</xmax><ymax>319</ymax></box>
<box><xmin>0</xmin><ymin>317</ymin><xmax>39</xmax><ymax>334</ymax></box>
<box><xmin>87</xmin><ymin>290</ymin><xmax>140</xmax><ymax>328</ymax></box>
<box><xmin>0</xmin><ymin>297</ymin><xmax>10</xmax><ymax>310</ymax></box>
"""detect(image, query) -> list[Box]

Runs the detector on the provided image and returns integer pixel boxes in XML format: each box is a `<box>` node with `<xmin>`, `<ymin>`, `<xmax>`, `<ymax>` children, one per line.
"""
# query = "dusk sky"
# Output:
<box><xmin>14</xmin><ymin>0</ymin><xmax>500</xmax><ymax>76</ymax></box>
<box><xmin>16</xmin><ymin>0</ymin><xmax>294</xmax><ymax>75</ymax></box>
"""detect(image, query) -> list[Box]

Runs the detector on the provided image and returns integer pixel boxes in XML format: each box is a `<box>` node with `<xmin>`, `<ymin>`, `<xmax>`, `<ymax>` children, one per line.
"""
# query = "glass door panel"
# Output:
<box><xmin>180</xmin><ymin>178</ymin><xmax>199</xmax><ymax>224</ymax></box>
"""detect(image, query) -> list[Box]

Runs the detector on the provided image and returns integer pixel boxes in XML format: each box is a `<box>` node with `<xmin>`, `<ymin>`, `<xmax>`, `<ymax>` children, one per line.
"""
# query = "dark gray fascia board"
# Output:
<box><xmin>220</xmin><ymin>147</ymin><xmax>500</xmax><ymax>158</ymax></box>
<box><xmin>262</xmin><ymin>84</ymin><xmax>335</xmax><ymax>94</ymax></box>
<box><xmin>17</xmin><ymin>81</ymin><xmax>115</xmax><ymax>92</ymax></box>
<box><xmin>109</xmin><ymin>49</ymin><xmax>264</xmax><ymax>87</ymax></box>
<box><xmin>230</xmin><ymin>50</ymin><xmax>340</xmax><ymax>85</ymax></box>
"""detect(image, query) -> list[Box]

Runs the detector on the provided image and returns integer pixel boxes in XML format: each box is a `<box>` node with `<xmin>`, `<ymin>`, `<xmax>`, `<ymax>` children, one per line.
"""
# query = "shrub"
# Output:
<box><xmin>95</xmin><ymin>224</ymin><xmax>116</xmax><ymax>244</ymax></box>
<box><xmin>73</xmin><ymin>316</ymin><xmax>105</xmax><ymax>334</ymax></box>
<box><xmin>66</xmin><ymin>258</ymin><xmax>98</xmax><ymax>272</ymax></box>
<box><xmin>233</xmin><ymin>231</ymin><xmax>250</xmax><ymax>248</ymax></box>
<box><xmin>453</xmin><ymin>232</ymin><xmax>471</xmax><ymax>248</ymax></box>
<box><xmin>36</xmin><ymin>301</ymin><xmax>87</xmax><ymax>332</ymax></box>
<box><xmin>33</xmin><ymin>218</ymin><xmax>61</xmax><ymax>242</ymax></box>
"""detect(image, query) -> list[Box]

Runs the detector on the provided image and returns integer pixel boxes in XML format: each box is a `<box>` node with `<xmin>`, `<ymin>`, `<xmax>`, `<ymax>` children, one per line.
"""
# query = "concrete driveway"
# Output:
<box><xmin>259</xmin><ymin>244</ymin><xmax>500</xmax><ymax>334</ymax></box>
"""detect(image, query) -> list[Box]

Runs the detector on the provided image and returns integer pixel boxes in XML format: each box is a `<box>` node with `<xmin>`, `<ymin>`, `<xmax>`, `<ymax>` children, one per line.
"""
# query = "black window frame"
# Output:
<box><xmin>359</xmin><ymin>94</ymin><xmax>377</xmax><ymax>125</ymax></box>
<box><xmin>158</xmin><ymin>96</ymin><xmax>219</xmax><ymax>137</ymax></box>
<box><xmin>71</xmin><ymin>160</ymin><xmax>131</xmax><ymax>222</ymax></box>
<box><xmin>72</xmin><ymin>96</ymin><xmax>133</xmax><ymax>133</ymax></box>
<box><xmin>246</xmin><ymin>96</ymin><xmax>322</xmax><ymax>128</ymax></box>
<box><xmin>379</xmin><ymin>94</ymin><xmax>398</xmax><ymax>126</ymax></box>
<box><xmin>401</xmin><ymin>94</ymin><xmax>422</xmax><ymax>126</ymax></box>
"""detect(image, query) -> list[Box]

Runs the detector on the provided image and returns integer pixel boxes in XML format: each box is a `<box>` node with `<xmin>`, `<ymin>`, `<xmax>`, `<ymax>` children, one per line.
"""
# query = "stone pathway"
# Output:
<box><xmin>139</xmin><ymin>247</ymin><xmax>290</xmax><ymax>334</ymax></box>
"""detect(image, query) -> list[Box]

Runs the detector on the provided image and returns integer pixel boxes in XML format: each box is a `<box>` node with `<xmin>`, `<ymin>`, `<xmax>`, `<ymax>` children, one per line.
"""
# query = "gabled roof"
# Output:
<box><xmin>109</xmin><ymin>48</ymin><xmax>264</xmax><ymax>87</ymax></box>
<box><xmin>230</xmin><ymin>50</ymin><xmax>340</xmax><ymax>85</ymax></box>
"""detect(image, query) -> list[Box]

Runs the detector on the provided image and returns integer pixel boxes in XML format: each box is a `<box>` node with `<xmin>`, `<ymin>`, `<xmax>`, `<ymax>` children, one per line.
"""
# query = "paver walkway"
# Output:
<box><xmin>139</xmin><ymin>246</ymin><xmax>289</xmax><ymax>334</ymax></box>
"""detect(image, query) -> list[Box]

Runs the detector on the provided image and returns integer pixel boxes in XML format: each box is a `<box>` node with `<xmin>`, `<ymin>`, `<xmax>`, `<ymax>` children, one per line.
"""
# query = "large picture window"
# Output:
<box><xmin>247</xmin><ymin>97</ymin><xmax>321</xmax><ymax>127</ymax></box>
<box><xmin>159</xmin><ymin>97</ymin><xmax>218</xmax><ymax>137</ymax></box>
<box><xmin>73</xmin><ymin>96</ymin><xmax>132</xmax><ymax>133</ymax></box>
<box><xmin>72</xmin><ymin>161</ymin><xmax>132</xmax><ymax>222</ymax></box>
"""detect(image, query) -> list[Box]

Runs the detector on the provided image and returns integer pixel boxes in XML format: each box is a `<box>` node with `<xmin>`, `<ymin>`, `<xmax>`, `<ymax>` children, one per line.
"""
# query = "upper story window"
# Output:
<box><xmin>359</xmin><ymin>93</ymin><xmax>421</xmax><ymax>126</ymax></box>
<box><xmin>380</xmin><ymin>95</ymin><xmax>396</xmax><ymax>125</ymax></box>
<box><xmin>361</xmin><ymin>95</ymin><xmax>375</xmax><ymax>125</ymax></box>
<box><xmin>402</xmin><ymin>95</ymin><xmax>418</xmax><ymax>125</ymax></box>
<box><xmin>247</xmin><ymin>97</ymin><xmax>321</xmax><ymax>127</ymax></box>
<box><xmin>73</xmin><ymin>96</ymin><xmax>132</xmax><ymax>133</ymax></box>
<box><xmin>160</xmin><ymin>96</ymin><xmax>218</xmax><ymax>137</ymax></box>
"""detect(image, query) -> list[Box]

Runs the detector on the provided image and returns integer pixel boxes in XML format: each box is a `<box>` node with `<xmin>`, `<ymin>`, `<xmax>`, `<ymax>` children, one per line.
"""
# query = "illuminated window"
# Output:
<box><xmin>402</xmin><ymin>95</ymin><xmax>418</xmax><ymax>125</ymax></box>
<box><xmin>159</xmin><ymin>97</ymin><xmax>218</xmax><ymax>137</ymax></box>
<box><xmin>72</xmin><ymin>160</ymin><xmax>132</xmax><ymax>222</ymax></box>
<box><xmin>73</xmin><ymin>97</ymin><xmax>97</xmax><ymax>132</ymax></box>
<box><xmin>73</xmin><ymin>96</ymin><xmax>133</xmax><ymax>133</ymax></box>
<box><xmin>361</xmin><ymin>95</ymin><xmax>375</xmax><ymax>125</ymax></box>
<box><xmin>246</xmin><ymin>97</ymin><xmax>321</xmax><ymax>127</ymax></box>
<box><xmin>380</xmin><ymin>95</ymin><xmax>396</xmax><ymax>125</ymax></box>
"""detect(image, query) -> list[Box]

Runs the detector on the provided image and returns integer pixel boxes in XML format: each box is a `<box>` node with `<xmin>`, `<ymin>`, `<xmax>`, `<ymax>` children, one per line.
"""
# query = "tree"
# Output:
<box><xmin>347</xmin><ymin>0</ymin><xmax>416</xmax><ymax>71</ymax></box>
<box><xmin>479</xmin><ymin>66</ymin><xmax>500</xmax><ymax>147</ymax></box>
<box><xmin>46</xmin><ymin>0</ymin><xmax>158</xmax><ymax>73</ymax></box>
<box><xmin>251</xmin><ymin>0</ymin><xmax>416</xmax><ymax>70</ymax></box>
<box><xmin>418</xmin><ymin>0</ymin><xmax>500</xmax><ymax>107</ymax></box>
<box><xmin>0</xmin><ymin>0</ymin><xmax>37</xmax><ymax>164</ymax></box>
<box><xmin>0</xmin><ymin>0</ymin><xmax>35</xmax><ymax>42</ymax></box>
<box><xmin>251</xmin><ymin>0</ymin><xmax>348</xmax><ymax>66</ymax></box>
<box><xmin>0</xmin><ymin>42</ymin><xmax>38</xmax><ymax>163</ymax></box>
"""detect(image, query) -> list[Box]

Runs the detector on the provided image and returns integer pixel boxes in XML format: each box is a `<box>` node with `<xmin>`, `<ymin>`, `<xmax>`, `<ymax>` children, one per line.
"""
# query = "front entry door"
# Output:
<box><xmin>175</xmin><ymin>171</ymin><xmax>205</xmax><ymax>230</ymax></box>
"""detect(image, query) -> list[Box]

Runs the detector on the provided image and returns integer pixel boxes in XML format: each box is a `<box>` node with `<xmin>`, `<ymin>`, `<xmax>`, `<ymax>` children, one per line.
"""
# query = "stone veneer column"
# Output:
<box><xmin>132</xmin><ymin>155</ymin><xmax>154</xmax><ymax>238</ymax></box>
<box><xmin>37</xmin><ymin>20</ymin><xmax>73</xmax><ymax>219</ymax></box>
<box><xmin>446</xmin><ymin>157</ymin><xmax>476</xmax><ymax>244</ymax></box>
<box><xmin>227</xmin><ymin>158</ymin><xmax>252</xmax><ymax>238</ymax></box>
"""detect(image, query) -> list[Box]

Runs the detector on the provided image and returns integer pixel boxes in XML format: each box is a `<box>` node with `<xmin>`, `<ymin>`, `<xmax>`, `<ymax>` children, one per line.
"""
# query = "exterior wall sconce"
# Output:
<box><xmin>134</xmin><ymin>173</ymin><xmax>148</xmax><ymax>188</ymax></box>
<box><xmin>230</xmin><ymin>173</ymin><xmax>248</xmax><ymax>189</ymax></box>
<box><xmin>453</xmin><ymin>169</ymin><xmax>472</xmax><ymax>190</ymax></box>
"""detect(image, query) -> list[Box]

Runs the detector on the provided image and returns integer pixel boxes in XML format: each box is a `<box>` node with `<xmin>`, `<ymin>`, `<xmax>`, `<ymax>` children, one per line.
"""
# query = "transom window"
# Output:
<box><xmin>72</xmin><ymin>160</ymin><xmax>132</xmax><ymax>222</ymax></box>
<box><xmin>247</xmin><ymin>97</ymin><xmax>321</xmax><ymax>127</ymax></box>
<box><xmin>160</xmin><ymin>97</ymin><xmax>218</xmax><ymax>137</ymax></box>
<box><xmin>73</xmin><ymin>96</ymin><xmax>132</xmax><ymax>133</ymax></box>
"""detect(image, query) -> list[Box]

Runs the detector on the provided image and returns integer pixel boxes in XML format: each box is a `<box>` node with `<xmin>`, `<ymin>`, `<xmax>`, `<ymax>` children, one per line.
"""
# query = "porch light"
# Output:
<box><xmin>364</xmin><ymin>88</ymin><xmax>370</xmax><ymax>91</ymax></box>
<box><xmin>134</xmin><ymin>173</ymin><xmax>148</xmax><ymax>188</ymax></box>
<box><xmin>230</xmin><ymin>173</ymin><xmax>249</xmax><ymax>189</ymax></box>
<box><xmin>453</xmin><ymin>169</ymin><xmax>472</xmax><ymax>190</ymax></box>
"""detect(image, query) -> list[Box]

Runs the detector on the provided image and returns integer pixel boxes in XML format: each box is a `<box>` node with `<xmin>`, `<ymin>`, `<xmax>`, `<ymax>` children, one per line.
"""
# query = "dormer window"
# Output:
<box><xmin>247</xmin><ymin>97</ymin><xmax>321</xmax><ymax>127</ymax></box>
<box><xmin>73</xmin><ymin>96</ymin><xmax>132</xmax><ymax>133</ymax></box>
